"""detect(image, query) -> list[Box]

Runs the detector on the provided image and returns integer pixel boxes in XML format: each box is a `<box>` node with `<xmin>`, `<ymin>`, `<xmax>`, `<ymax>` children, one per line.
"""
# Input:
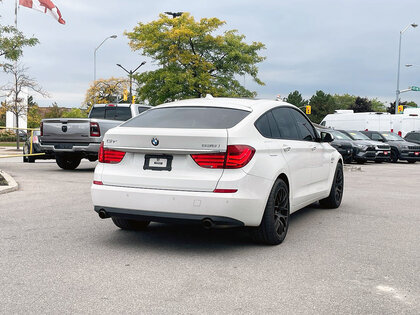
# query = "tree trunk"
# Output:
<box><xmin>15</xmin><ymin>113</ymin><xmax>20</xmax><ymax>150</ymax></box>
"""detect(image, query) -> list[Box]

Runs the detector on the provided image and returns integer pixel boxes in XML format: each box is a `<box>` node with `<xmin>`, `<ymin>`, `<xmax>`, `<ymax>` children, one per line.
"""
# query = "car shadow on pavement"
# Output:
<box><xmin>97</xmin><ymin>203</ymin><xmax>324</xmax><ymax>253</ymax></box>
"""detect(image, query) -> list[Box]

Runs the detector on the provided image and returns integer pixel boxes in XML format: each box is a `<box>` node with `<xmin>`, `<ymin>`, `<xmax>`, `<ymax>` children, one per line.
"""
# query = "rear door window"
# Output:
<box><xmin>255</xmin><ymin>113</ymin><xmax>272</xmax><ymax>138</ymax></box>
<box><xmin>289</xmin><ymin>109</ymin><xmax>316</xmax><ymax>141</ymax></box>
<box><xmin>122</xmin><ymin>106</ymin><xmax>250</xmax><ymax>129</ymax></box>
<box><xmin>271</xmin><ymin>107</ymin><xmax>300</xmax><ymax>140</ymax></box>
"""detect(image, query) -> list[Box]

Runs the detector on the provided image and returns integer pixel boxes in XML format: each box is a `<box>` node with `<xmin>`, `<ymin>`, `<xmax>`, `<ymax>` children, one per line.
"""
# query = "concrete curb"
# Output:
<box><xmin>0</xmin><ymin>170</ymin><xmax>18</xmax><ymax>195</ymax></box>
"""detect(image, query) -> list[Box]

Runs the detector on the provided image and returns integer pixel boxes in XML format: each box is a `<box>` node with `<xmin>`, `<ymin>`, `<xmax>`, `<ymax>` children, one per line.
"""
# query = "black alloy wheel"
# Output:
<box><xmin>251</xmin><ymin>178</ymin><xmax>290</xmax><ymax>245</ymax></box>
<box><xmin>333</xmin><ymin>166</ymin><xmax>344</xmax><ymax>204</ymax></box>
<box><xmin>320</xmin><ymin>163</ymin><xmax>344</xmax><ymax>209</ymax></box>
<box><xmin>273</xmin><ymin>184</ymin><xmax>289</xmax><ymax>239</ymax></box>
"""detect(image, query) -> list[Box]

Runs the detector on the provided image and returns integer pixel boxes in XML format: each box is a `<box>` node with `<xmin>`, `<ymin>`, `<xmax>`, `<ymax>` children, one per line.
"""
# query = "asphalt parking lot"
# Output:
<box><xmin>0</xmin><ymin>158</ymin><xmax>419</xmax><ymax>314</ymax></box>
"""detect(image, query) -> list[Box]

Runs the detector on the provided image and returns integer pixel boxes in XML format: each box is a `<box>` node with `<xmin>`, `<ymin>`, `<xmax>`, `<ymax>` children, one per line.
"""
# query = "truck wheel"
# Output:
<box><xmin>56</xmin><ymin>155</ymin><xmax>81</xmax><ymax>170</ymax></box>
<box><xmin>407</xmin><ymin>160</ymin><xmax>416</xmax><ymax>164</ymax></box>
<box><xmin>111</xmin><ymin>217</ymin><xmax>150</xmax><ymax>230</ymax></box>
<box><xmin>250</xmin><ymin>178</ymin><xmax>290</xmax><ymax>245</ymax></box>
<box><xmin>320</xmin><ymin>163</ymin><xmax>344</xmax><ymax>209</ymax></box>
<box><xmin>391</xmin><ymin>149</ymin><xmax>399</xmax><ymax>163</ymax></box>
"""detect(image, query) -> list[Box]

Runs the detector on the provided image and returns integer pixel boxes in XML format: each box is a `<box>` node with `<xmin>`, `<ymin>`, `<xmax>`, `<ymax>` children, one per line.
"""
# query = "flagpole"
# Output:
<box><xmin>15</xmin><ymin>0</ymin><xmax>18</xmax><ymax>28</ymax></box>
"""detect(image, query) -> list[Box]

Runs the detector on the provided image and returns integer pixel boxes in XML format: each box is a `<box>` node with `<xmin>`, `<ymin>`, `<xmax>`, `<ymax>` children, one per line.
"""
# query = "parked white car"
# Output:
<box><xmin>91</xmin><ymin>97</ymin><xmax>343</xmax><ymax>245</ymax></box>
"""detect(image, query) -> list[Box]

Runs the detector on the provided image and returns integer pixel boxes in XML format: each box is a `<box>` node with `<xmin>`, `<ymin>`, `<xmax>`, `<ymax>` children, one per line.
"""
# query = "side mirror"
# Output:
<box><xmin>320</xmin><ymin>131</ymin><xmax>334</xmax><ymax>143</ymax></box>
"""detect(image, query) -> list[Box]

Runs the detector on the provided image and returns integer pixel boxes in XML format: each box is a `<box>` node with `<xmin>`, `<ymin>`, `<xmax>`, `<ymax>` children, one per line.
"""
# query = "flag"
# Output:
<box><xmin>19</xmin><ymin>0</ymin><xmax>65</xmax><ymax>25</ymax></box>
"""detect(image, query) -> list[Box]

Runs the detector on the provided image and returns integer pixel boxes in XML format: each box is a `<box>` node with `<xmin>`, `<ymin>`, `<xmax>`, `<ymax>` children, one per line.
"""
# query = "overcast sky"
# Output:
<box><xmin>1</xmin><ymin>0</ymin><xmax>420</xmax><ymax>108</ymax></box>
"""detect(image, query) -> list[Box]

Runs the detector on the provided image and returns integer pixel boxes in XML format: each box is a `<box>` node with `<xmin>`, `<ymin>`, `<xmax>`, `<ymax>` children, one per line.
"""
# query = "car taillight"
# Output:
<box><xmin>98</xmin><ymin>142</ymin><xmax>125</xmax><ymax>164</ymax></box>
<box><xmin>191</xmin><ymin>145</ymin><xmax>255</xmax><ymax>169</ymax></box>
<box><xmin>90</xmin><ymin>122</ymin><xmax>100</xmax><ymax>137</ymax></box>
<box><xmin>40</xmin><ymin>122</ymin><xmax>43</xmax><ymax>136</ymax></box>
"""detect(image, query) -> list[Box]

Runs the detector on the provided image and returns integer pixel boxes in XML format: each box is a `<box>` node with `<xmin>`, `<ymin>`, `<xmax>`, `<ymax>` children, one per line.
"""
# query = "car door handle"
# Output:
<box><xmin>311</xmin><ymin>146</ymin><xmax>317</xmax><ymax>151</ymax></box>
<box><xmin>283</xmin><ymin>145</ymin><xmax>291</xmax><ymax>152</ymax></box>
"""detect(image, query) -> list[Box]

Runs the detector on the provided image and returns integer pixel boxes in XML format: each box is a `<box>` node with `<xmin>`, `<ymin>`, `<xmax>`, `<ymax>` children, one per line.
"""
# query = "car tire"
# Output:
<box><xmin>374</xmin><ymin>160</ymin><xmax>383</xmax><ymax>163</ymax></box>
<box><xmin>356</xmin><ymin>160</ymin><xmax>365</xmax><ymax>164</ymax></box>
<box><xmin>55</xmin><ymin>155</ymin><xmax>81</xmax><ymax>170</ymax></box>
<box><xmin>319</xmin><ymin>162</ymin><xmax>344</xmax><ymax>209</ymax></box>
<box><xmin>111</xmin><ymin>217</ymin><xmax>150</xmax><ymax>230</ymax></box>
<box><xmin>391</xmin><ymin>149</ymin><xmax>399</xmax><ymax>163</ymax></box>
<box><xmin>250</xmin><ymin>178</ymin><xmax>290</xmax><ymax>245</ymax></box>
<box><xmin>407</xmin><ymin>160</ymin><xmax>416</xmax><ymax>164</ymax></box>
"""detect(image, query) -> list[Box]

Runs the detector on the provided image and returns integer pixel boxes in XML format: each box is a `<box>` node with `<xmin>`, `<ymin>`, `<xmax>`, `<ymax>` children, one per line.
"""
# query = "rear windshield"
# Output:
<box><xmin>122</xmin><ymin>106</ymin><xmax>250</xmax><ymax>129</ymax></box>
<box><xmin>347</xmin><ymin>131</ymin><xmax>370</xmax><ymax>140</ymax></box>
<box><xmin>89</xmin><ymin>106</ymin><xmax>132</xmax><ymax>121</ymax></box>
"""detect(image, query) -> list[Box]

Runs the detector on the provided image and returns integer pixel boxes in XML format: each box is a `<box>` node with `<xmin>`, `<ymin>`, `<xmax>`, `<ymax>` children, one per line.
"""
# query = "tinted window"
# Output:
<box><xmin>267</xmin><ymin>111</ymin><xmax>280</xmax><ymax>138</ymax></box>
<box><xmin>105</xmin><ymin>107</ymin><xmax>132</xmax><ymax>121</ymax></box>
<box><xmin>255</xmin><ymin>113</ymin><xmax>271</xmax><ymax>138</ymax></box>
<box><xmin>289</xmin><ymin>109</ymin><xmax>316</xmax><ymax>141</ymax></box>
<box><xmin>89</xmin><ymin>106</ymin><xmax>105</xmax><ymax>119</ymax></box>
<box><xmin>271</xmin><ymin>108</ymin><xmax>300</xmax><ymax>140</ymax></box>
<box><xmin>122</xmin><ymin>106</ymin><xmax>250</xmax><ymax>129</ymax></box>
<box><xmin>406</xmin><ymin>133</ymin><xmax>420</xmax><ymax>141</ymax></box>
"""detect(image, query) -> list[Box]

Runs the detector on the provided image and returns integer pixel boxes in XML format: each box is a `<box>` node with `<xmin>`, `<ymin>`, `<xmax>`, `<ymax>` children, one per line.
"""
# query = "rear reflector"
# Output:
<box><xmin>213</xmin><ymin>189</ymin><xmax>238</xmax><ymax>193</ymax></box>
<box><xmin>191</xmin><ymin>145</ymin><xmax>255</xmax><ymax>169</ymax></box>
<box><xmin>93</xmin><ymin>180</ymin><xmax>103</xmax><ymax>185</ymax></box>
<box><xmin>98</xmin><ymin>142</ymin><xmax>126</xmax><ymax>164</ymax></box>
<box><xmin>90</xmin><ymin>122</ymin><xmax>101</xmax><ymax>137</ymax></box>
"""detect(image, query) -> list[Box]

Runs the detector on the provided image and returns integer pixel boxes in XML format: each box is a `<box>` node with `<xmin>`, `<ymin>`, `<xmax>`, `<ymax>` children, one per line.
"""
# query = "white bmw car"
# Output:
<box><xmin>91</xmin><ymin>97</ymin><xmax>343</xmax><ymax>245</ymax></box>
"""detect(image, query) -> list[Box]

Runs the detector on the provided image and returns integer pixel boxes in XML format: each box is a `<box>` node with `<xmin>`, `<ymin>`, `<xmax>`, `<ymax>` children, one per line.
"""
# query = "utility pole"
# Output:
<box><xmin>116</xmin><ymin>62</ymin><xmax>146</xmax><ymax>101</ymax></box>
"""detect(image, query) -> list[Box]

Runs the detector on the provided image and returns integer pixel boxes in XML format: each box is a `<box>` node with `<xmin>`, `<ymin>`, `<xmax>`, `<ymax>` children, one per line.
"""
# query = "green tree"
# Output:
<box><xmin>126</xmin><ymin>13</ymin><xmax>266</xmax><ymax>105</ymax></box>
<box><xmin>0</xmin><ymin>24</ymin><xmax>39</xmax><ymax>66</ymax></box>
<box><xmin>332</xmin><ymin>94</ymin><xmax>356</xmax><ymax>110</ymax></box>
<box><xmin>44</xmin><ymin>102</ymin><xmax>63</xmax><ymax>118</ymax></box>
<box><xmin>388</xmin><ymin>100</ymin><xmax>418</xmax><ymax>113</ymax></box>
<box><xmin>309</xmin><ymin>90</ymin><xmax>337</xmax><ymax>123</ymax></box>
<box><xmin>370</xmin><ymin>98</ymin><xmax>386</xmax><ymax>112</ymax></box>
<box><xmin>61</xmin><ymin>108</ymin><xmax>88</xmax><ymax>118</ymax></box>
<box><xmin>285</xmin><ymin>90</ymin><xmax>307</xmax><ymax>108</ymax></box>
<box><xmin>83</xmin><ymin>77</ymin><xmax>129</xmax><ymax>111</ymax></box>
<box><xmin>27</xmin><ymin>96</ymin><xmax>41</xmax><ymax>128</ymax></box>
<box><xmin>350</xmin><ymin>97</ymin><xmax>372</xmax><ymax>112</ymax></box>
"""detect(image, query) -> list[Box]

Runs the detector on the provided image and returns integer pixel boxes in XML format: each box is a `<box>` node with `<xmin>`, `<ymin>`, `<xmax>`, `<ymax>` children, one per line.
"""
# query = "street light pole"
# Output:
<box><xmin>116</xmin><ymin>62</ymin><xmax>146</xmax><ymax>101</ymax></box>
<box><xmin>93</xmin><ymin>35</ymin><xmax>117</xmax><ymax>83</ymax></box>
<box><xmin>395</xmin><ymin>23</ymin><xmax>417</xmax><ymax>114</ymax></box>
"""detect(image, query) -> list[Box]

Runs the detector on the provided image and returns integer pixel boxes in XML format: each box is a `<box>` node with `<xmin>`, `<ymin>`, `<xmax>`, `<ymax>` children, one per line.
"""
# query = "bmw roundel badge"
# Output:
<box><xmin>151</xmin><ymin>137</ymin><xmax>159</xmax><ymax>146</ymax></box>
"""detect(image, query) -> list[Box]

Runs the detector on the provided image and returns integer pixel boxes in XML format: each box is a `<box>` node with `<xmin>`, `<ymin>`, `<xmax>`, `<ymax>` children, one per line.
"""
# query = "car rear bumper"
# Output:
<box><xmin>91</xmin><ymin>179</ymin><xmax>270</xmax><ymax>227</ymax></box>
<box><xmin>40</xmin><ymin>142</ymin><xmax>100</xmax><ymax>153</ymax></box>
<box><xmin>94</xmin><ymin>206</ymin><xmax>244</xmax><ymax>226</ymax></box>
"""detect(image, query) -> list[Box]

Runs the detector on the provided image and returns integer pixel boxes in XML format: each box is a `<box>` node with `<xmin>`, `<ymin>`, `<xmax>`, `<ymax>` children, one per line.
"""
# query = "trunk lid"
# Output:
<box><xmin>101</xmin><ymin>127</ymin><xmax>228</xmax><ymax>192</ymax></box>
<box><xmin>41</xmin><ymin>118</ymin><xmax>92</xmax><ymax>142</ymax></box>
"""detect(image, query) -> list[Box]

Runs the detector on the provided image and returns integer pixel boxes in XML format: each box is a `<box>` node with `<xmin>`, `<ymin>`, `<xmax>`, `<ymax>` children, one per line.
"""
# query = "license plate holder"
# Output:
<box><xmin>54</xmin><ymin>143</ymin><xmax>73</xmax><ymax>149</ymax></box>
<box><xmin>143</xmin><ymin>154</ymin><xmax>173</xmax><ymax>171</ymax></box>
